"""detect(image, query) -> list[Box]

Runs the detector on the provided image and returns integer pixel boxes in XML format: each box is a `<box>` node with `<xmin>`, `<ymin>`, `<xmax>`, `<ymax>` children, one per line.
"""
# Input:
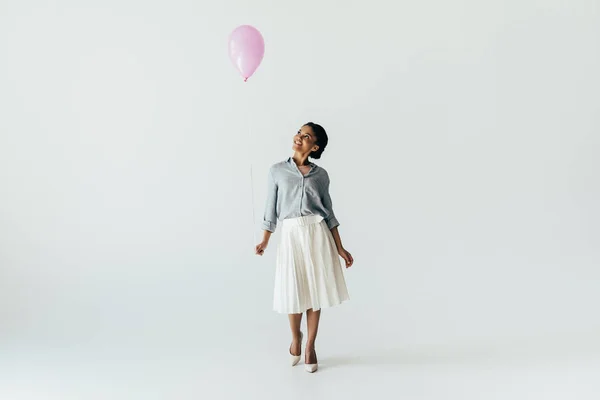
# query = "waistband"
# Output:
<box><xmin>281</xmin><ymin>214</ymin><xmax>324</xmax><ymax>227</ymax></box>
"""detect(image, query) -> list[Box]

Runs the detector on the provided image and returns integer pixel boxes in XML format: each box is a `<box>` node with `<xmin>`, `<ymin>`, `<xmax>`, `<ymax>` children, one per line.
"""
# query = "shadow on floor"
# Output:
<box><xmin>318</xmin><ymin>331</ymin><xmax>600</xmax><ymax>370</ymax></box>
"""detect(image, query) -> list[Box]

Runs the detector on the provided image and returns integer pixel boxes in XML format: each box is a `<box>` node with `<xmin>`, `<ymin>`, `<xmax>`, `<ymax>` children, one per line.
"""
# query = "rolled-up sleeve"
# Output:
<box><xmin>322</xmin><ymin>172</ymin><xmax>340</xmax><ymax>230</ymax></box>
<box><xmin>261</xmin><ymin>167</ymin><xmax>278</xmax><ymax>232</ymax></box>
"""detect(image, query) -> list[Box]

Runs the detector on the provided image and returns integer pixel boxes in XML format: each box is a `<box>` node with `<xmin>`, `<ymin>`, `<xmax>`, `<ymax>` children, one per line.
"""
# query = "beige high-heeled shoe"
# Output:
<box><xmin>305</xmin><ymin>348</ymin><xmax>318</xmax><ymax>373</ymax></box>
<box><xmin>290</xmin><ymin>331</ymin><xmax>303</xmax><ymax>366</ymax></box>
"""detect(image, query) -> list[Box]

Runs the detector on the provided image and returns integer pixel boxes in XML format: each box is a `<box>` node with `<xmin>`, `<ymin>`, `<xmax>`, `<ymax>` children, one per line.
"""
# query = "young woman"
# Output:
<box><xmin>255</xmin><ymin>122</ymin><xmax>353</xmax><ymax>373</ymax></box>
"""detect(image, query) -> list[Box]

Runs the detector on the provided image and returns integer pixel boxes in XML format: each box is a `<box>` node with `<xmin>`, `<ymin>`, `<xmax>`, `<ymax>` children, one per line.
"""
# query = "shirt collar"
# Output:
<box><xmin>287</xmin><ymin>156</ymin><xmax>316</xmax><ymax>168</ymax></box>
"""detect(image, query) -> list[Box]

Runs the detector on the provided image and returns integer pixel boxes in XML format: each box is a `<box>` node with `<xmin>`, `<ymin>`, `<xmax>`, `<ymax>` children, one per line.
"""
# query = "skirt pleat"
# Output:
<box><xmin>273</xmin><ymin>215</ymin><xmax>350</xmax><ymax>314</ymax></box>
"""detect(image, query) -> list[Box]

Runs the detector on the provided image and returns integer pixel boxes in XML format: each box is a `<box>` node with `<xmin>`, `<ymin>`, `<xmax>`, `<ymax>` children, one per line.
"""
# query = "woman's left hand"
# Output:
<box><xmin>338</xmin><ymin>248</ymin><xmax>353</xmax><ymax>268</ymax></box>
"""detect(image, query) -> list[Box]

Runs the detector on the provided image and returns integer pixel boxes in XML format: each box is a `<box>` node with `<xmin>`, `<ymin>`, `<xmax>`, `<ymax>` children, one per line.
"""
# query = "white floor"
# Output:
<box><xmin>2</xmin><ymin>331</ymin><xmax>599</xmax><ymax>400</ymax></box>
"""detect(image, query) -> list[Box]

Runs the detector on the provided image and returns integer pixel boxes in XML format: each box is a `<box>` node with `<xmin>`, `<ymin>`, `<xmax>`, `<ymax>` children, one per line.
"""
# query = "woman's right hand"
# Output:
<box><xmin>255</xmin><ymin>240</ymin><xmax>269</xmax><ymax>256</ymax></box>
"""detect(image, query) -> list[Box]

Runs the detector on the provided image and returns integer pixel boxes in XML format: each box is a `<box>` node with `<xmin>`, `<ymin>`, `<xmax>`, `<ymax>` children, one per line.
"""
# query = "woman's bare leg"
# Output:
<box><xmin>288</xmin><ymin>313</ymin><xmax>303</xmax><ymax>356</ymax></box>
<box><xmin>305</xmin><ymin>308</ymin><xmax>321</xmax><ymax>364</ymax></box>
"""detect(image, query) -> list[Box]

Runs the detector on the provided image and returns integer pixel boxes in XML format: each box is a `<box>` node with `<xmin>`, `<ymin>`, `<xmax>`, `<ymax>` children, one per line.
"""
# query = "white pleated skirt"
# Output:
<box><xmin>273</xmin><ymin>214</ymin><xmax>350</xmax><ymax>314</ymax></box>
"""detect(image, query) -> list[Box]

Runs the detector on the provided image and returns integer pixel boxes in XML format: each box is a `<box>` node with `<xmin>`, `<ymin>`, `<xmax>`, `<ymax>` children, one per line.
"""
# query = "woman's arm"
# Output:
<box><xmin>321</xmin><ymin>171</ymin><xmax>353</xmax><ymax>267</ymax></box>
<box><xmin>256</xmin><ymin>168</ymin><xmax>277</xmax><ymax>255</ymax></box>
<box><xmin>261</xmin><ymin>167</ymin><xmax>278</xmax><ymax>233</ymax></box>
<box><xmin>330</xmin><ymin>226</ymin><xmax>344</xmax><ymax>251</ymax></box>
<box><xmin>330</xmin><ymin>226</ymin><xmax>353</xmax><ymax>268</ymax></box>
<box><xmin>321</xmin><ymin>172</ymin><xmax>340</xmax><ymax>230</ymax></box>
<box><xmin>261</xmin><ymin>230</ymin><xmax>272</xmax><ymax>243</ymax></box>
<box><xmin>256</xmin><ymin>230</ymin><xmax>272</xmax><ymax>255</ymax></box>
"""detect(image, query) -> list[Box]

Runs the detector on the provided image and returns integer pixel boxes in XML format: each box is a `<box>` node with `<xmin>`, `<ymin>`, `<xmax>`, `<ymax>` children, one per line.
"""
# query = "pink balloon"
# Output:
<box><xmin>228</xmin><ymin>25</ymin><xmax>265</xmax><ymax>82</ymax></box>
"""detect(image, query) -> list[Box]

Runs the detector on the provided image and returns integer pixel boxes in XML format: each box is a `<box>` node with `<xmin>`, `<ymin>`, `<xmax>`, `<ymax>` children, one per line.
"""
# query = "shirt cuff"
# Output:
<box><xmin>262</xmin><ymin>220</ymin><xmax>276</xmax><ymax>232</ymax></box>
<box><xmin>325</xmin><ymin>216</ymin><xmax>340</xmax><ymax>230</ymax></box>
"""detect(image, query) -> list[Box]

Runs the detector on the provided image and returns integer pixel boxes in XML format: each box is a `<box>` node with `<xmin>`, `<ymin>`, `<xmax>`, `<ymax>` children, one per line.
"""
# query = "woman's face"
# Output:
<box><xmin>292</xmin><ymin>125</ymin><xmax>318</xmax><ymax>154</ymax></box>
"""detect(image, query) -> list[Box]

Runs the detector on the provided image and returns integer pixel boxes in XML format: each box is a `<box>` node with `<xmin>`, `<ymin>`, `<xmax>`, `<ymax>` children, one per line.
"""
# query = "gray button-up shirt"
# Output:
<box><xmin>262</xmin><ymin>157</ymin><xmax>340</xmax><ymax>232</ymax></box>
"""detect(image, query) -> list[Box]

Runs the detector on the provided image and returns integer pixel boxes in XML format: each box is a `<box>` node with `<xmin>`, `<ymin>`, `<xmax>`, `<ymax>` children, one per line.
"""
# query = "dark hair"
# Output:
<box><xmin>304</xmin><ymin>122</ymin><xmax>328</xmax><ymax>159</ymax></box>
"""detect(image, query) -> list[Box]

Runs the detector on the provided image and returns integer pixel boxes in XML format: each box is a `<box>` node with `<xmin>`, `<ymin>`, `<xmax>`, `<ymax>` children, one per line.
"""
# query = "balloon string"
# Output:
<box><xmin>247</xmin><ymin>80</ymin><xmax>257</xmax><ymax>248</ymax></box>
